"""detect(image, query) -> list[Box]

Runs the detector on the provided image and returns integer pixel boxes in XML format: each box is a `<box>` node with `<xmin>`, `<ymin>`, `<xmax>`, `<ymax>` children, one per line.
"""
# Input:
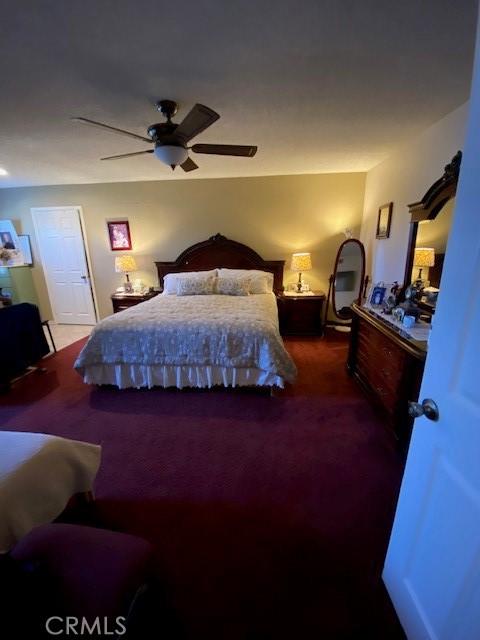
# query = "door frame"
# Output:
<box><xmin>31</xmin><ymin>206</ymin><xmax>99</xmax><ymax>324</ymax></box>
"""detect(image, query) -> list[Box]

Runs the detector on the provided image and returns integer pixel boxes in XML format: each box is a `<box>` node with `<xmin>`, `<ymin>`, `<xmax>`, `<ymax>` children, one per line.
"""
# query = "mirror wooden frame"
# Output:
<box><xmin>331</xmin><ymin>238</ymin><xmax>366</xmax><ymax>320</ymax></box>
<box><xmin>403</xmin><ymin>151</ymin><xmax>462</xmax><ymax>287</ymax></box>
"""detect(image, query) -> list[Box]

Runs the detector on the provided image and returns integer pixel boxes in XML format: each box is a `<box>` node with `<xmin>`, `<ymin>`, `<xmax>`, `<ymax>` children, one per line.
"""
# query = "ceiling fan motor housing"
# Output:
<box><xmin>147</xmin><ymin>122</ymin><xmax>179</xmax><ymax>144</ymax></box>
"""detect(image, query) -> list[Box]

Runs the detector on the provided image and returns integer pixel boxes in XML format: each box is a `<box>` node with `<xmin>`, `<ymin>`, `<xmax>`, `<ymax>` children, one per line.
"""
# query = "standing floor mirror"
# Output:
<box><xmin>325</xmin><ymin>239</ymin><xmax>366</xmax><ymax>331</ymax></box>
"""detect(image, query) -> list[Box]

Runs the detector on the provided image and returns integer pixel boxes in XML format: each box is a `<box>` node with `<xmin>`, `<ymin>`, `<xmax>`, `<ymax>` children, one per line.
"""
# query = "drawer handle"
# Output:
<box><xmin>380</xmin><ymin>368</ymin><xmax>392</xmax><ymax>379</ymax></box>
<box><xmin>375</xmin><ymin>385</ymin><xmax>387</xmax><ymax>396</ymax></box>
<box><xmin>382</xmin><ymin>347</ymin><xmax>393</xmax><ymax>358</ymax></box>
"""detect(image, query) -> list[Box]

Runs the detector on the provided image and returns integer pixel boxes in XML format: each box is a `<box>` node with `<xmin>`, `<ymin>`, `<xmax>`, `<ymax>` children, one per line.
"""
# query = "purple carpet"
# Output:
<box><xmin>0</xmin><ymin>332</ymin><xmax>405</xmax><ymax>638</ymax></box>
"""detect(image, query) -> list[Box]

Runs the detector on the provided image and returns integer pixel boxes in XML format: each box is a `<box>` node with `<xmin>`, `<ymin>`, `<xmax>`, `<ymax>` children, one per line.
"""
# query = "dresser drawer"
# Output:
<box><xmin>356</xmin><ymin>343</ymin><xmax>401</xmax><ymax>382</ymax></box>
<box><xmin>358</xmin><ymin>320</ymin><xmax>405</xmax><ymax>364</ymax></box>
<box><xmin>356</xmin><ymin>357</ymin><xmax>401</xmax><ymax>414</ymax></box>
<box><xmin>357</xmin><ymin>338</ymin><xmax>405</xmax><ymax>388</ymax></box>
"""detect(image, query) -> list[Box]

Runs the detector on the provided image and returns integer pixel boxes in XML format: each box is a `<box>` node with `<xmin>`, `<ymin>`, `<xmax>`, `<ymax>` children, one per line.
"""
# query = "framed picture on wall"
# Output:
<box><xmin>376</xmin><ymin>202</ymin><xmax>393</xmax><ymax>239</ymax></box>
<box><xmin>18</xmin><ymin>235</ymin><xmax>33</xmax><ymax>265</ymax></box>
<box><xmin>0</xmin><ymin>220</ymin><xmax>20</xmax><ymax>250</ymax></box>
<box><xmin>107</xmin><ymin>221</ymin><xmax>132</xmax><ymax>251</ymax></box>
<box><xmin>0</xmin><ymin>219</ymin><xmax>23</xmax><ymax>266</ymax></box>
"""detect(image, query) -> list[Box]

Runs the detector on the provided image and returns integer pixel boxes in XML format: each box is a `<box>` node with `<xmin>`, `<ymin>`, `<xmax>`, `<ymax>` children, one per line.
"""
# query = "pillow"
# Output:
<box><xmin>216</xmin><ymin>276</ymin><xmax>250</xmax><ymax>296</ymax></box>
<box><xmin>163</xmin><ymin>270</ymin><xmax>217</xmax><ymax>295</ymax></box>
<box><xmin>176</xmin><ymin>274</ymin><xmax>216</xmax><ymax>296</ymax></box>
<box><xmin>217</xmin><ymin>269</ymin><xmax>273</xmax><ymax>294</ymax></box>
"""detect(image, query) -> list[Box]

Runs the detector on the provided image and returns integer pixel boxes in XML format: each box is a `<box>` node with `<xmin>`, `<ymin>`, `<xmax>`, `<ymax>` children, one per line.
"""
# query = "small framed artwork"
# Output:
<box><xmin>376</xmin><ymin>202</ymin><xmax>393</xmax><ymax>239</ymax></box>
<box><xmin>107</xmin><ymin>221</ymin><xmax>132</xmax><ymax>251</ymax></box>
<box><xmin>0</xmin><ymin>220</ymin><xmax>20</xmax><ymax>250</ymax></box>
<box><xmin>369</xmin><ymin>285</ymin><xmax>387</xmax><ymax>306</ymax></box>
<box><xmin>18</xmin><ymin>235</ymin><xmax>33</xmax><ymax>265</ymax></box>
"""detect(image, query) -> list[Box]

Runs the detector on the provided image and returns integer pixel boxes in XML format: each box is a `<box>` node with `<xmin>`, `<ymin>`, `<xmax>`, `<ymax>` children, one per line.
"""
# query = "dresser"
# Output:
<box><xmin>277</xmin><ymin>292</ymin><xmax>325</xmax><ymax>336</ymax></box>
<box><xmin>0</xmin><ymin>303</ymin><xmax>50</xmax><ymax>392</ymax></box>
<box><xmin>347</xmin><ymin>303</ymin><xmax>427</xmax><ymax>450</ymax></box>
<box><xmin>111</xmin><ymin>290</ymin><xmax>160</xmax><ymax>313</ymax></box>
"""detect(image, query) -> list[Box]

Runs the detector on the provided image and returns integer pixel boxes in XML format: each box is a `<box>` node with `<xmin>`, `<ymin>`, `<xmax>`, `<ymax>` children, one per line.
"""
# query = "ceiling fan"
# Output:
<box><xmin>73</xmin><ymin>100</ymin><xmax>257</xmax><ymax>172</ymax></box>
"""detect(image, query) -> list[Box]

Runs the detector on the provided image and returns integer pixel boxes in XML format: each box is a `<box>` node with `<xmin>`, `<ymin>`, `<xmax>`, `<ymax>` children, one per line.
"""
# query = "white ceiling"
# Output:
<box><xmin>0</xmin><ymin>0</ymin><xmax>477</xmax><ymax>188</ymax></box>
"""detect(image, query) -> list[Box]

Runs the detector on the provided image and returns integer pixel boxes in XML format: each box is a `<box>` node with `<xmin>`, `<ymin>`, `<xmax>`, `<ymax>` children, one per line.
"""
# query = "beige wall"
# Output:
<box><xmin>0</xmin><ymin>172</ymin><xmax>366</xmax><ymax>319</ymax></box>
<box><xmin>360</xmin><ymin>103</ymin><xmax>469</xmax><ymax>287</ymax></box>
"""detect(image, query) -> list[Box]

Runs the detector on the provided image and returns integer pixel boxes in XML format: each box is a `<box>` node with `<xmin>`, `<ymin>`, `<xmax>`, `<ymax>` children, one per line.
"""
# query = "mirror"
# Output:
<box><xmin>331</xmin><ymin>239</ymin><xmax>366</xmax><ymax>320</ymax></box>
<box><xmin>412</xmin><ymin>197</ymin><xmax>454</xmax><ymax>288</ymax></box>
<box><xmin>405</xmin><ymin>151</ymin><xmax>462</xmax><ymax>316</ymax></box>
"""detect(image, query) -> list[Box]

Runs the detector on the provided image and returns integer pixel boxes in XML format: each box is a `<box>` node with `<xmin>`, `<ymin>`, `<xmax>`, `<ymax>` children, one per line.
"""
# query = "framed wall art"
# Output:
<box><xmin>107</xmin><ymin>220</ymin><xmax>132</xmax><ymax>251</ymax></box>
<box><xmin>18</xmin><ymin>235</ymin><xmax>33</xmax><ymax>265</ymax></box>
<box><xmin>376</xmin><ymin>202</ymin><xmax>393</xmax><ymax>239</ymax></box>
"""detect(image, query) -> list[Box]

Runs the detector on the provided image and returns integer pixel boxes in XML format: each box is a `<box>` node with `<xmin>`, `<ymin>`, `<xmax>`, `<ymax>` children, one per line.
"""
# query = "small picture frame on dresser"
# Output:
<box><xmin>369</xmin><ymin>285</ymin><xmax>387</xmax><ymax>306</ymax></box>
<box><xmin>376</xmin><ymin>202</ymin><xmax>393</xmax><ymax>239</ymax></box>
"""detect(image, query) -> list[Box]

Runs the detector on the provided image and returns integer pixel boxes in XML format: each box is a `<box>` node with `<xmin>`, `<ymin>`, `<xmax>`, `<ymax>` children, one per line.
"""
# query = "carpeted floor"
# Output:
<box><xmin>0</xmin><ymin>332</ymin><xmax>405</xmax><ymax>639</ymax></box>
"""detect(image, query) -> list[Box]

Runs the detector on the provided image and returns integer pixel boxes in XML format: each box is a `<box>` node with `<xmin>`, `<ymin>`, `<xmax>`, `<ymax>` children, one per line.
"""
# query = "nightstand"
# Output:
<box><xmin>277</xmin><ymin>292</ymin><xmax>326</xmax><ymax>336</ymax></box>
<box><xmin>111</xmin><ymin>290</ymin><xmax>160</xmax><ymax>313</ymax></box>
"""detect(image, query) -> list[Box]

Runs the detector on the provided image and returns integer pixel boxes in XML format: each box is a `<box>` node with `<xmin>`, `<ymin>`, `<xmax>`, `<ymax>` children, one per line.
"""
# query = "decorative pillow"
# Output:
<box><xmin>217</xmin><ymin>269</ymin><xmax>273</xmax><ymax>294</ymax></box>
<box><xmin>216</xmin><ymin>276</ymin><xmax>250</xmax><ymax>296</ymax></box>
<box><xmin>163</xmin><ymin>270</ymin><xmax>217</xmax><ymax>295</ymax></box>
<box><xmin>176</xmin><ymin>274</ymin><xmax>216</xmax><ymax>296</ymax></box>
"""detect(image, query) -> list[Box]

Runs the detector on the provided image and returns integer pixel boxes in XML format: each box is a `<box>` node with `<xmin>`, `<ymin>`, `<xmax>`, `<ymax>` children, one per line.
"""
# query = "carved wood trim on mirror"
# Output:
<box><xmin>403</xmin><ymin>151</ymin><xmax>462</xmax><ymax>287</ymax></box>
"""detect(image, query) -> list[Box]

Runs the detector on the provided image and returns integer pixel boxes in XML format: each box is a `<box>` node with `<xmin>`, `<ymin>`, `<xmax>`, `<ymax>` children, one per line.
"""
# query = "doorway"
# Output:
<box><xmin>31</xmin><ymin>206</ymin><xmax>97</xmax><ymax>325</ymax></box>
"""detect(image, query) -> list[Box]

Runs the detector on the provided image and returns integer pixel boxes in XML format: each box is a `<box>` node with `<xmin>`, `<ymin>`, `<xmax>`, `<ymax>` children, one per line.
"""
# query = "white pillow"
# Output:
<box><xmin>216</xmin><ymin>276</ymin><xmax>250</xmax><ymax>296</ymax></box>
<box><xmin>163</xmin><ymin>270</ymin><xmax>217</xmax><ymax>295</ymax></box>
<box><xmin>217</xmin><ymin>269</ymin><xmax>273</xmax><ymax>294</ymax></box>
<box><xmin>176</xmin><ymin>274</ymin><xmax>216</xmax><ymax>296</ymax></box>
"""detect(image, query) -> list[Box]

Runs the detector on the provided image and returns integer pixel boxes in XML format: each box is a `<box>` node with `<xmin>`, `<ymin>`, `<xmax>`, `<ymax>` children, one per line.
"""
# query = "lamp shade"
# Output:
<box><xmin>290</xmin><ymin>252</ymin><xmax>312</xmax><ymax>272</ymax></box>
<box><xmin>154</xmin><ymin>145</ymin><xmax>189</xmax><ymax>168</ymax></box>
<box><xmin>414</xmin><ymin>247</ymin><xmax>435</xmax><ymax>268</ymax></box>
<box><xmin>115</xmin><ymin>255</ymin><xmax>137</xmax><ymax>273</ymax></box>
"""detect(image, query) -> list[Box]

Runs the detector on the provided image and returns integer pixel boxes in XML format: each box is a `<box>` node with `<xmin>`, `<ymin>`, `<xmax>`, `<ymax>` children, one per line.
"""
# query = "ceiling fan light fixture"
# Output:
<box><xmin>154</xmin><ymin>144</ymin><xmax>188</xmax><ymax>169</ymax></box>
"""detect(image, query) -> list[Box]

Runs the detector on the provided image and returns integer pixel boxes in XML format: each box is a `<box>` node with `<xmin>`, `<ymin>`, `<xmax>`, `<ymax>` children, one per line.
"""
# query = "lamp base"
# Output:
<box><xmin>123</xmin><ymin>280</ymin><xmax>133</xmax><ymax>293</ymax></box>
<box><xmin>296</xmin><ymin>272</ymin><xmax>303</xmax><ymax>293</ymax></box>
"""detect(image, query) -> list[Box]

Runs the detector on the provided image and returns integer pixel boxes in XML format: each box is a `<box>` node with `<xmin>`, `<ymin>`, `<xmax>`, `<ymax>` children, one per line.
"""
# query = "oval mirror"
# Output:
<box><xmin>332</xmin><ymin>239</ymin><xmax>366</xmax><ymax>320</ymax></box>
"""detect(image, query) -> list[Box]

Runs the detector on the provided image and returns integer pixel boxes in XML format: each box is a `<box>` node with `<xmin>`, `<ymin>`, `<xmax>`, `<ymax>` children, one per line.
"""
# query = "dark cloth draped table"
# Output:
<box><xmin>0</xmin><ymin>303</ymin><xmax>50</xmax><ymax>388</ymax></box>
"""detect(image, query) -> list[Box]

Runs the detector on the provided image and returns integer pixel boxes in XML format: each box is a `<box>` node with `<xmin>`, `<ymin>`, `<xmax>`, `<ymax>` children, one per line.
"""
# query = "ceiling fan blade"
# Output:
<box><xmin>174</xmin><ymin>104</ymin><xmax>220</xmax><ymax>143</ymax></box>
<box><xmin>191</xmin><ymin>143</ymin><xmax>257</xmax><ymax>157</ymax></box>
<box><xmin>100</xmin><ymin>150</ymin><xmax>154</xmax><ymax>161</ymax></box>
<box><xmin>72</xmin><ymin>117</ymin><xmax>152</xmax><ymax>143</ymax></box>
<box><xmin>180</xmin><ymin>157</ymin><xmax>199</xmax><ymax>172</ymax></box>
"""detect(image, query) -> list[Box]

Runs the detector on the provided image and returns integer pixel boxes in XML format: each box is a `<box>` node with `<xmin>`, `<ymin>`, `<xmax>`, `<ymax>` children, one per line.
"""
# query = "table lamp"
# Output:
<box><xmin>290</xmin><ymin>252</ymin><xmax>312</xmax><ymax>292</ymax></box>
<box><xmin>413</xmin><ymin>247</ymin><xmax>435</xmax><ymax>283</ymax></box>
<box><xmin>115</xmin><ymin>255</ymin><xmax>137</xmax><ymax>293</ymax></box>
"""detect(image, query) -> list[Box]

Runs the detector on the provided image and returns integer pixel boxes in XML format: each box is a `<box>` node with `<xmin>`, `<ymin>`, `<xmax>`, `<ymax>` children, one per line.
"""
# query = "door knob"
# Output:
<box><xmin>81</xmin><ymin>275</ymin><xmax>87</xmax><ymax>280</ymax></box>
<box><xmin>408</xmin><ymin>398</ymin><xmax>439</xmax><ymax>421</ymax></box>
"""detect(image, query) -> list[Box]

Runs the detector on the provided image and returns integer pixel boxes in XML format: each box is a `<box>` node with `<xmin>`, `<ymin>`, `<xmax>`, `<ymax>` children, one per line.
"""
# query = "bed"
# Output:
<box><xmin>0</xmin><ymin>431</ymin><xmax>101</xmax><ymax>552</ymax></box>
<box><xmin>74</xmin><ymin>234</ymin><xmax>297</xmax><ymax>390</ymax></box>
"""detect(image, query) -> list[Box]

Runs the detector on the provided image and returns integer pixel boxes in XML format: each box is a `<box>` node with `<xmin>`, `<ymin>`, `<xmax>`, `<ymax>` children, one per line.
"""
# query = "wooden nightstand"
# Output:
<box><xmin>277</xmin><ymin>292</ymin><xmax>326</xmax><ymax>336</ymax></box>
<box><xmin>111</xmin><ymin>290</ymin><xmax>160</xmax><ymax>313</ymax></box>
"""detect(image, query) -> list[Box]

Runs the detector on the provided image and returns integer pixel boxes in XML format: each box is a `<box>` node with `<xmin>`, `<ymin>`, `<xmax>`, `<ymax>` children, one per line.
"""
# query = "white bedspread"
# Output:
<box><xmin>0</xmin><ymin>431</ymin><xmax>101</xmax><ymax>552</ymax></box>
<box><xmin>74</xmin><ymin>293</ymin><xmax>297</xmax><ymax>388</ymax></box>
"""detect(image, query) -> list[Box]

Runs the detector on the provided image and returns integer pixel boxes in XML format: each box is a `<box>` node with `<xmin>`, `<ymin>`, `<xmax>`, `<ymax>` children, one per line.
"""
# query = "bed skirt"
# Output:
<box><xmin>81</xmin><ymin>363</ymin><xmax>285</xmax><ymax>390</ymax></box>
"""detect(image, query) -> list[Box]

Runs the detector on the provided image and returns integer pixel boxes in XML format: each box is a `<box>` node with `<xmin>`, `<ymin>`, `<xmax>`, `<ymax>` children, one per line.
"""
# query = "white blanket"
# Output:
<box><xmin>0</xmin><ymin>431</ymin><xmax>101</xmax><ymax>552</ymax></box>
<box><xmin>74</xmin><ymin>293</ymin><xmax>297</xmax><ymax>388</ymax></box>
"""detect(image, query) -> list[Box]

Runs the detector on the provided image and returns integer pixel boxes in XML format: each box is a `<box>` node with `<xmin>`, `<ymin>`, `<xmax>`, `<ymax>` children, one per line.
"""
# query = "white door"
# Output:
<box><xmin>32</xmin><ymin>207</ymin><xmax>97</xmax><ymax>325</ymax></box>
<box><xmin>383</xmin><ymin>17</ymin><xmax>480</xmax><ymax>640</ymax></box>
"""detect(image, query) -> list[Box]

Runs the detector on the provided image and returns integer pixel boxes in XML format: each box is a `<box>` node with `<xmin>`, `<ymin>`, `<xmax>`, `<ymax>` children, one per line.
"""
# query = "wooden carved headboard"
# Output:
<box><xmin>155</xmin><ymin>233</ymin><xmax>285</xmax><ymax>294</ymax></box>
